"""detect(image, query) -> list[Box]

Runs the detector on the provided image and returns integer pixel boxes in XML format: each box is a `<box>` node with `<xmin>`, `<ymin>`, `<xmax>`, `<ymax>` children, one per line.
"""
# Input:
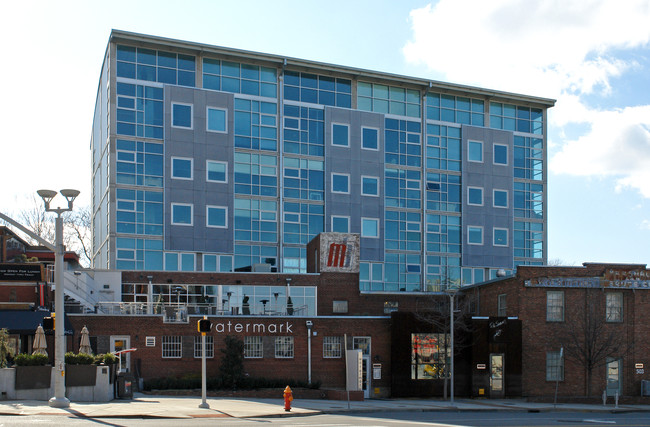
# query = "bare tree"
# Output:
<box><xmin>2</xmin><ymin>197</ymin><xmax>91</xmax><ymax>267</ymax></box>
<box><xmin>553</xmin><ymin>289</ymin><xmax>633</xmax><ymax>397</ymax></box>
<box><xmin>414</xmin><ymin>290</ymin><xmax>476</xmax><ymax>399</ymax></box>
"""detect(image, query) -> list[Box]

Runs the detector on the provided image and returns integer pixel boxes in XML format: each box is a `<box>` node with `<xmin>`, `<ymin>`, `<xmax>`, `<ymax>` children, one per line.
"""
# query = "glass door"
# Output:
<box><xmin>353</xmin><ymin>337</ymin><xmax>371</xmax><ymax>398</ymax></box>
<box><xmin>489</xmin><ymin>353</ymin><xmax>505</xmax><ymax>398</ymax></box>
<box><xmin>110</xmin><ymin>335</ymin><xmax>131</xmax><ymax>372</ymax></box>
<box><xmin>606</xmin><ymin>359</ymin><xmax>621</xmax><ymax>397</ymax></box>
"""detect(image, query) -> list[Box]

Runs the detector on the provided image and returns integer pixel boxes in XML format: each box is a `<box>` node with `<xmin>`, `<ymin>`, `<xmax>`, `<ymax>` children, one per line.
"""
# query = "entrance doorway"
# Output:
<box><xmin>606</xmin><ymin>359</ymin><xmax>621</xmax><ymax>397</ymax></box>
<box><xmin>489</xmin><ymin>353</ymin><xmax>504</xmax><ymax>398</ymax></box>
<box><xmin>110</xmin><ymin>335</ymin><xmax>131</xmax><ymax>372</ymax></box>
<box><xmin>353</xmin><ymin>337</ymin><xmax>371</xmax><ymax>398</ymax></box>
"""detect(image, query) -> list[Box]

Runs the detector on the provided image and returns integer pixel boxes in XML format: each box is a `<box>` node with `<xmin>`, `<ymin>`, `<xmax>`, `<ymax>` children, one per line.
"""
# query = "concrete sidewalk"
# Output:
<box><xmin>0</xmin><ymin>393</ymin><xmax>648</xmax><ymax>419</ymax></box>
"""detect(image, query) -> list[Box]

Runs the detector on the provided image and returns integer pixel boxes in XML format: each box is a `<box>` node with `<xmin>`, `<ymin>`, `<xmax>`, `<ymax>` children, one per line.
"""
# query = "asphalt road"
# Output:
<box><xmin>1</xmin><ymin>410</ymin><xmax>649</xmax><ymax>426</ymax></box>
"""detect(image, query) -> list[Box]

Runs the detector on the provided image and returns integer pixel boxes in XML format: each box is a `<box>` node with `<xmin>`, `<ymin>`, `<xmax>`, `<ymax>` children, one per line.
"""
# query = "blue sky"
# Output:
<box><xmin>0</xmin><ymin>0</ymin><xmax>648</xmax><ymax>266</ymax></box>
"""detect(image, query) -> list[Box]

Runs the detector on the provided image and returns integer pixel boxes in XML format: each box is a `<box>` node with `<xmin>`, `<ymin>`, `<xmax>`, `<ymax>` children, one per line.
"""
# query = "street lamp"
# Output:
<box><xmin>37</xmin><ymin>188</ymin><xmax>80</xmax><ymax>408</ymax></box>
<box><xmin>445</xmin><ymin>287</ymin><xmax>458</xmax><ymax>406</ymax></box>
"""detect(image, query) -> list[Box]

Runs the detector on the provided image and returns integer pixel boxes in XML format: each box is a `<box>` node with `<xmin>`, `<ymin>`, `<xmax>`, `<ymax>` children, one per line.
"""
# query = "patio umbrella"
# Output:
<box><xmin>79</xmin><ymin>325</ymin><xmax>92</xmax><ymax>355</ymax></box>
<box><xmin>32</xmin><ymin>325</ymin><xmax>47</xmax><ymax>356</ymax></box>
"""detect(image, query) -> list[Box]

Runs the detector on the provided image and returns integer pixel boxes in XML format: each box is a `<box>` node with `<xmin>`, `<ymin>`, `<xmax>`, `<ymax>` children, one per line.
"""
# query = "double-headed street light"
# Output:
<box><xmin>37</xmin><ymin>189</ymin><xmax>80</xmax><ymax>409</ymax></box>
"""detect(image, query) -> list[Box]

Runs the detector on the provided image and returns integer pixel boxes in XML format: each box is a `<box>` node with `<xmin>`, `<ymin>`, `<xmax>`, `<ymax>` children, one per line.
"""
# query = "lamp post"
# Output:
<box><xmin>445</xmin><ymin>287</ymin><xmax>458</xmax><ymax>406</ymax></box>
<box><xmin>37</xmin><ymin>189</ymin><xmax>80</xmax><ymax>408</ymax></box>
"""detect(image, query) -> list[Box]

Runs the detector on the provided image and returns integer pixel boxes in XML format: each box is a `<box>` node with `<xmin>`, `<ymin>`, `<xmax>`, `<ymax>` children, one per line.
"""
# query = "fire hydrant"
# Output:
<box><xmin>283</xmin><ymin>385</ymin><xmax>293</xmax><ymax>411</ymax></box>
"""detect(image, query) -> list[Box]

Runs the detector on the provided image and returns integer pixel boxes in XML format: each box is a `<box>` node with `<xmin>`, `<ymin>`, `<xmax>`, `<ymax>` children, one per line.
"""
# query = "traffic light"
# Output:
<box><xmin>42</xmin><ymin>315</ymin><xmax>54</xmax><ymax>331</ymax></box>
<box><xmin>197</xmin><ymin>318</ymin><xmax>212</xmax><ymax>333</ymax></box>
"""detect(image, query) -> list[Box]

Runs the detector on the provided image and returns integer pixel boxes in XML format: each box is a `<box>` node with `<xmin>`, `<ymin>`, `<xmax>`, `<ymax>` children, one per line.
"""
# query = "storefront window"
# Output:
<box><xmin>411</xmin><ymin>333</ymin><xmax>450</xmax><ymax>380</ymax></box>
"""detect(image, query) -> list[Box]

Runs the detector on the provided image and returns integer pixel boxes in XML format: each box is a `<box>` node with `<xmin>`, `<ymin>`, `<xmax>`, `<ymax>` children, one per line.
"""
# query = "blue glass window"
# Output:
<box><xmin>206</xmin><ymin>161</ymin><xmax>227</xmax><ymax>183</ymax></box>
<box><xmin>514</xmin><ymin>136</ymin><xmax>543</xmax><ymax>180</ymax></box>
<box><xmin>468</xmin><ymin>141</ymin><xmax>483</xmax><ymax>162</ymax></box>
<box><xmin>385</xmin><ymin>210</ymin><xmax>421</xmax><ymax>251</ymax></box>
<box><xmin>426</xmin><ymin>173</ymin><xmax>461</xmax><ymax>212</ymax></box>
<box><xmin>172</xmin><ymin>104</ymin><xmax>192</xmax><ymax>128</ymax></box>
<box><xmin>385</xmin><ymin>168</ymin><xmax>421</xmax><ymax>209</ymax></box>
<box><xmin>283</xmin><ymin>157</ymin><xmax>324</xmax><ymax>201</ymax></box>
<box><xmin>117</xmin><ymin>45</ymin><xmax>195</xmax><ymax>87</ymax></box>
<box><xmin>385</xmin><ymin>119</ymin><xmax>421</xmax><ymax>167</ymax></box>
<box><xmin>234</xmin><ymin>152</ymin><xmax>277</xmax><ymax>197</ymax></box>
<box><xmin>116</xmin><ymin>83</ymin><xmax>163</xmax><ymax>139</ymax></box>
<box><xmin>361</xmin><ymin>218</ymin><xmax>379</xmax><ymax>238</ymax></box>
<box><xmin>468</xmin><ymin>187</ymin><xmax>483</xmax><ymax>205</ymax></box>
<box><xmin>207</xmin><ymin>107</ymin><xmax>227</xmax><ymax>132</ymax></box>
<box><xmin>283</xmin><ymin>70</ymin><xmax>351</xmax><ymax>108</ymax></box>
<box><xmin>514</xmin><ymin>221</ymin><xmax>543</xmax><ymax>259</ymax></box>
<box><xmin>494</xmin><ymin>228</ymin><xmax>508</xmax><ymax>246</ymax></box>
<box><xmin>490</xmin><ymin>102</ymin><xmax>543</xmax><ymax>135</ymax></box>
<box><xmin>331</xmin><ymin>173</ymin><xmax>349</xmax><ymax>194</ymax></box>
<box><xmin>283</xmin><ymin>202</ymin><xmax>323</xmax><ymax>245</ymax></box>
<box><xmin>494</xmin><ymin>190</ymin><xmax>508</xmax><ymax>208</ymax></box>
<box><xmin>234</xmin><ymin>98</ymin><xmax>277</xmax><ymax>151</ymax></box>
<box><xmin>331</xmin><ymin>216</ymin><xmax>349</xmax><ymax>233</ymax></box>
<box><xmin>425</xmin><ymin>214</ymin><xmax>461</xmax><ymax>254</ymax></box>
<box><xmin>171</xmin><ymin>203</ymin><xmax>193</xmax><ymax>225</ymax></box>
<box><xmin>514</xmin><ymin>182</ymin><xmax>543</xmax><ymax>218</ymax></box>
<box><xmin>207</xmin><ymin>206</ymin><xmax>227</xmax><ymax>228</ymax></box>
<box><xmin>234</xmin><ymin>198</ymin><xmax>277</xmax><ymax>243</ymax></box>
<box><xmin>171</xmin><ymin>157</ymin><xmax>193</xmax><ymax>180</ymax></box>
<box><xmin>116</xmin><ymin>140</ymin><xmax>163</xmax><ymax>187</ymax></box>
<box><xmin>332</xmin><ymin>124</ymin><xmax>349</xmax><ymax>147</ymax></box>
<box><xmin>361</xmin><ymin>176</ymin><xmax>379</xmax><ymax>196</ymax></box>
<box><xmin>358</xmin><ymin>82</ymin><xmax>420</xmax><ymax>118</ymax></box>
<box><xmin>468</xmin><ymin>226</ymin><xmax>483</xmax><ymax>245</ymax></box>
<box><xmin>494</xmin><ymin>144</ymin><xmax>508</xmax><ymax>165</ymax></box>
<box><xmin>203</xmin><ymin>58</ymin><xmax>277</xmax><ymax>98</ymax></box>
<box><xmin>362</xmin><ymin>127</ymin><xmax>378</xmax><ymax>150</ymax></box>
<box><xmin>427</xmin><ymin>93</ymin><xmax>484</xmax><ymax>126</ymax></box>
<box><xmin>283</xmin><ymin>105</ymin><xmax>324</xmax><ymax>156</ymax></box>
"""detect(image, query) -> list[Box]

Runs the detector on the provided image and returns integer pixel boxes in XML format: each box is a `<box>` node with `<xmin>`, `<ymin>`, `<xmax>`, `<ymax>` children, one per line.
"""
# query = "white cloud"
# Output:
<box><xmin>404</xmin><ymin>0</ymin><xmax>650</xmax><ymax>197</ymax></box>
<box><xmin>641</xmin><ymin>219</ymin><xmax>650</xmax><ymax>230</ymax></box>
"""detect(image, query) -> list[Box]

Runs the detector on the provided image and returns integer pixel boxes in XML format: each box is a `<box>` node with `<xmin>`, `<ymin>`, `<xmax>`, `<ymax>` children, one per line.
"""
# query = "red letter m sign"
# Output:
<box><xmin>327</xmin><ymin>243</ymin><xmax>347</xmax><ymax>268</ymax></box>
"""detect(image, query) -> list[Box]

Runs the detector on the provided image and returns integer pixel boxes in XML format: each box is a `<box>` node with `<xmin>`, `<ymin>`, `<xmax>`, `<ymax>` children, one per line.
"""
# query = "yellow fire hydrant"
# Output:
<box><xmin>283</xmin><ymin>385</ymin><xmax>293</xmax><ymax>411</ymax></box>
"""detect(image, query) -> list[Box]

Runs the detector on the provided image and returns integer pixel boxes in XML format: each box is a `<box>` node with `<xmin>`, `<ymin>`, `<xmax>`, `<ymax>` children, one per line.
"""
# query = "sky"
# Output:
<box><xmin>0</xmin><ymin>0</ymin><xmax>649</xmax><ymax>266</ymax></box>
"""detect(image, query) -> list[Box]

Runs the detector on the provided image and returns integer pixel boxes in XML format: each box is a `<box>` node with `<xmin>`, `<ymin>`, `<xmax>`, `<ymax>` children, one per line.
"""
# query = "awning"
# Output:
<box><xmin>0</xmin><ymin>310</ymin><xmax>74</xmax><ymax>335</ymax></box>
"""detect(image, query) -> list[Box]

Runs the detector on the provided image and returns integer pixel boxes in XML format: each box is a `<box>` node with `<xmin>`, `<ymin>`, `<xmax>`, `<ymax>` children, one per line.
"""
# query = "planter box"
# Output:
<box><xmin>15</xmin><ymin>366</ymin><xmax>51</xmax><ymax>390</ymax></box>
<box><xmin>66</xmin><ymin>365</ymin><xmax>97</xmax><ymax>387</ymax></box>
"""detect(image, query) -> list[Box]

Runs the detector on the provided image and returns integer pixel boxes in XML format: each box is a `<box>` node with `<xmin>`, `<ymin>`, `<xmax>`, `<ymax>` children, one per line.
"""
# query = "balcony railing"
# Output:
<box><xmin>95</xmin><ymin>301</ymin><xmax>308</xmax><ymax>322</ymax></box>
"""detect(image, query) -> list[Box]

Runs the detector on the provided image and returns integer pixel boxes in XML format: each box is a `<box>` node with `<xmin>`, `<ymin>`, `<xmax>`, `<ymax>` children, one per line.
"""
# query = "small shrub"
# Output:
<box><xmin>14</xmin><ymin>353</ymin><xmax>48</xmax><ymax>366</ymax></box>
<box><xmin>65</xmin><ymin>352</ymin><xmax>94</xmax><ymax>365</ymax></box>
<box><xmin>94</xmin><ymin>353</ymin><xmax>118</xmax><ymax>365</ymax></box>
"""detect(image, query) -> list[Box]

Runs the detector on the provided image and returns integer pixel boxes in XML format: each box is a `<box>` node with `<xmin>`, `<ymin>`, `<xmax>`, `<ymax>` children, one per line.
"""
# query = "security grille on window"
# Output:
<box><xmin>193</xmin><ymin>335</ymin><xmax>214</xmax><ymax>358</ymax></box>
<box><xmin>323</xmin><ymin>336</ymin><xmax>342</xmax><ymax>358</ymax></box>
<box><xmin>606</xmin><ymin>292</ymin><xmax>623</xmax><ymax>322</ymax></box>
<box><xmin>162</xmin><ymin>336</ymin><xmax>182</xmax><ymax>358</ymax></box>
<box><xmin>275</xmin><ymin>336</ymin><xmax>294</xmax><ymax>358</ymax></box>
<box><xmin>546</xmin><ymin>291</ymin><xmax>564</xmax><ymax>322</ymax></box>
<box><xmin>497</xmin><ymin>294</ymin><xmax>507</xmax><ymax>317</ymax></box>
<box><xmin>546</xmin><ymin>351</ymin><xmax>564</xmax><ymax>381</ymax></box>
<box><xmin>244</xmin><ymin>336</ymin><xmax>263</xmax><ymax>358</ymax></box>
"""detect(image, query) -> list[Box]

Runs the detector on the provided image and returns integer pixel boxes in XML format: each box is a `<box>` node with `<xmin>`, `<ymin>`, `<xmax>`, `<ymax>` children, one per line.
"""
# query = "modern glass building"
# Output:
<box><xmin>91</xmin><ymin>30</ymin><xmax>555</xmax><ymax>290</ymax></box>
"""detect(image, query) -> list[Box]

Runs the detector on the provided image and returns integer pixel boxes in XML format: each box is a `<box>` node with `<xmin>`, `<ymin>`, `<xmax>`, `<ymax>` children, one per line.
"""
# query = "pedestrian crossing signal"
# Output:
<box><xmin>42</xmin><ymin>316</ymin><xmax>54</xmax><ymax>331</ymax></box>
<box><xmin>197</xmin><ymin>318</ymin><xmax>212</xmax><ymax>333</ymax></box>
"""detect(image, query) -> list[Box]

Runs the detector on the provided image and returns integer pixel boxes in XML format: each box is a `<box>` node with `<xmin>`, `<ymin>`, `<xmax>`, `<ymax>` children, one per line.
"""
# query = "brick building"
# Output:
<box><xmin>466</xmin><ymin>263</ymin><xmax>650</xmax><ymax>400</ymax></box>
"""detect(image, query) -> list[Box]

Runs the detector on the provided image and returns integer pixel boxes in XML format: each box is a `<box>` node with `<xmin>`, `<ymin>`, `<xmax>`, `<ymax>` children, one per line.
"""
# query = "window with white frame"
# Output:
<box><xmin>331</xmin><ymin>173</ymin><xmax>350</xmax><ymax>194</ymax></box>
<box><xmin>206</xmin><ymin>160</ymin><xmax>227</xmax><ymax>183</ymax></box>
<box><xmin>546</xmin><ymin>291</ymin><xmax>564</xmax><ymax>322</ymax></box>
<box><xmin>323</xmin><ymin>336</ymin><xmax>342</xmax><ymax>358</ymax></box>
<box><xmin>275</xmin><ymin>336</ymin><xmax>294</xmax><ymax>358</ymax></box>
<box><xmin>244</xmin><ymin>336</ymin><xmax>263</xmax><ymax>358</ymax></box>
<box><xmin>194</xmin><ymin>335</ymin><xmax>214</xmax><ymax>358</ymax></box>
<box><xmin>493</xmin><ymin>189</ymin><xmax>508</xmax><ymax>208</ymax></box>
<box><xmin>497</xmin><ymin>294</ymin><xmax>507</xmax><ymax>317</ymax></box>
<box><xmin>171</xmin><ymin>157</ymin><xmax>193</xmax><ymax>180</ymax></box>
<box><xmin>171</xmin><ymin>203</ymin><xmax>193</xmax><ymax>226</ymax></box>
<box><xmin>493</xmin><ymin>144</ymin><xmax>508</xmax><ymax>165</ymax></box>
<box><xmin>361</xmin><ymin>217</ymin><xmax>379</xmax><ymax>238</ymax></box>
<box><xmin>362</xmin><ymin>127</ymin><xmax>379</xmax><ymax>150</ymax></box>
<box><xmin>207</xmin><ymin>107</ymin><xmax>227</xmax><ymax>133</ymax></box>
<box><xmin>172</xmin><ymin>103</ymin><xmax>192</xmax><ymax>129</ymax></box>
<box><xmin>546</xmin><ymin>351</ymin><xmax>564</xmax><ymax>381</ymax></box>
<box><xmin>606</xmin><ymin>292</ymin><xmax>623</xmax><ymax>322</ymax></box>
<box><xmin>206</xmin><ymin>205</ymin><xmax>227</xmax><ymax>228</ymax></box>
<box><xmin>467</xmin><ymin>226</ymin><xmax>483</xmax><ymax>245</ymax></box>
<box><xmin>332</xmin><ymin>123</ymin><xmax>349</xmax><ymax>147</ymax></box>
<box><xmin>468</xmin><ymin>140</ymin><xmax>483</xmax><ymax>162</ymax></box>
<box><xmin>331</xmin><ymin>215</ymin><xmax>349</xmax><ymax>233</ymax></box>
<box><xmin>361</xmin><ymin>176</ymin><xmax>379</xmax><ymax>196</ymax></box>
<box><xmin>162</xmin><ymin>336</ymin><xmax>182</xmax><ymax>358</ymax></box>
<box><xmin>467</xmin><ymin>187</ymin><xmax>483</xmax><ymax>206</ymax></box>
<box><xmin>493</xmin><ymin>228</ymin><xmax>508</xmax><ymax>246</ymax></box>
